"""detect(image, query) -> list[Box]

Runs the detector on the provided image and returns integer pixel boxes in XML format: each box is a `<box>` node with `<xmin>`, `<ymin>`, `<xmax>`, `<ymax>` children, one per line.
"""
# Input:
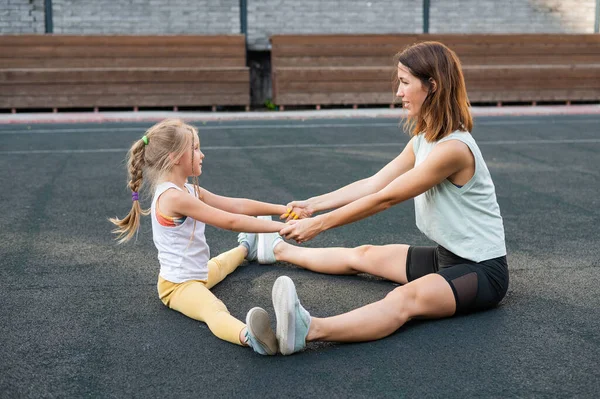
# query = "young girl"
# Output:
<box><xmin>256</xmin><ymin>41</ymin><xmax>509</xmax><ymax>355</ymax></box>
<box><xmin>110</xmin><ymin>118</ymin><xmax>286</xmax><ymax>355</ymax></box>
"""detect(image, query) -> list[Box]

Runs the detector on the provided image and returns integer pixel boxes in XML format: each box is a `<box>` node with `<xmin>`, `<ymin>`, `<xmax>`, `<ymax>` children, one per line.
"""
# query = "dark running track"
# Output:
<box><xmin>1</xmin><ymin>115</ymin><xmax>599</xmax><ymax>398</ymax></box>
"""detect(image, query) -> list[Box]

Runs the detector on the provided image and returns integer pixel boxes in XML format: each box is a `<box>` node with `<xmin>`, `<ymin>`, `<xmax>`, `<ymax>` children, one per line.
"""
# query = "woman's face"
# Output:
<box><xmin>396</xmin><ymin>62</ymin><xmax>429</xmax><ymax>117</ymax></box>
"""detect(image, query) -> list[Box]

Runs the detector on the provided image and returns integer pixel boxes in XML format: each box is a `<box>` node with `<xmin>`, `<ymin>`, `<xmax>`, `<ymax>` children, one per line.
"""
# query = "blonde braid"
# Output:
<box><xmin>109</xmin><ymin>139</ymin><xmax>150</xmax><ymax>243</ymax></box>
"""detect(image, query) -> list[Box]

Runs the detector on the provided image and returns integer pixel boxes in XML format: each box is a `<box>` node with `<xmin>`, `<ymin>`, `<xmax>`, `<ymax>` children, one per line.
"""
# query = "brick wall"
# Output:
<box><xmin>50</xmin><ymin>0</ymin><xmax>240</xmax><ymax>34</ymax></box>
<box><xmin>0</xmin><ymin>0</ymin><xmax>240</xmax><ymax>35</ymax></box>
<box><xmin>0</xmin><ymin>0</ymin><xmax>44</xmax><ymax>34</ymax></box>
<box><xmin>0</xmin><ymin>0</ymin><xmax>597</xmax><ymax>46</ymax></box>
<box><xmin>430</xmin><ymin>0</ymin><xmax>596</xmax><ymax>34</ymax></box>
<box><xmin>247</xmin><ymin>0</ymin><xmax>421</xmax><ymax>50</ymax></box>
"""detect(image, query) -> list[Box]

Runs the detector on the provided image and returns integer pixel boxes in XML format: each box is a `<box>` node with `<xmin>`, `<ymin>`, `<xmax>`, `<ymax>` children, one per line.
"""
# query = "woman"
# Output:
<box><xmin>253</xmin><ymin>41</ymin><xmax>509</xmax><ymax>355</ymax></box>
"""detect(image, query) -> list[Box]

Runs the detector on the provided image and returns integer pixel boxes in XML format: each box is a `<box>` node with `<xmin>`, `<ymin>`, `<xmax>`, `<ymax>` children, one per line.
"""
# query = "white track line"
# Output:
<box><xmin>2</xmin><ymin>138</ymin><xmax>600</xmax><ymax>155</ymax></box>
<box><xmin>0</xmin><ymin>118</ymin><xmax>599</xmax><ymax>135</ymax></box>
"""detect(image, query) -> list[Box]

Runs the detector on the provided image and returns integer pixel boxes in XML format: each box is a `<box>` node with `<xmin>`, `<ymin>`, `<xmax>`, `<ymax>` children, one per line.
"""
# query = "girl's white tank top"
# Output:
<box><xmin>151</xmin><ymin>182</ymin><xmax>210</xmax><ymax>283</ymax></box>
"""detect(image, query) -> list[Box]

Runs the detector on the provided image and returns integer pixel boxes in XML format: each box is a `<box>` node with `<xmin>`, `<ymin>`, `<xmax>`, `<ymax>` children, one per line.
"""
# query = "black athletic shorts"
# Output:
<box><xmin>406</xmin><ymin>246</ymin><xmax>509</xmax><ymax>314</ymax></box>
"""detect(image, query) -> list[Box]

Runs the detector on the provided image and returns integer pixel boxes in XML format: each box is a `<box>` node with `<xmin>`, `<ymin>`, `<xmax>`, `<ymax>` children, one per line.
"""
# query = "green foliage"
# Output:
<box><xmin>264</xmin><ymin>99</ymin><xmax>277</xmax><ymax>111</ymax></box>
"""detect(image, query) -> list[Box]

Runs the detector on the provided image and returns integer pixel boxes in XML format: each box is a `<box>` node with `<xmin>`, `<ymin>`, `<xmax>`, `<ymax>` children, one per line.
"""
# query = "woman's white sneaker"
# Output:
<box><xmin>272</xmin><ymin>276</ymin><xmax>311</xmax><ymax>355</ymax></box>
<box><xmin>257</xmin><ymin>216</ymin><xmax>282</xmax><ymax>264</ymax></box>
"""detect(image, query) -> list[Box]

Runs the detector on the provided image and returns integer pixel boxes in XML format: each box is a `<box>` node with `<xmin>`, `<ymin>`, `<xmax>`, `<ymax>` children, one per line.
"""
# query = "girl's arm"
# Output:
<box><xmin>281</xmin><ymin>140</ymin><xmax>470</xmax><ymax>242</ymax></box>
<box><xmin>285</xmin><ymin>138</ymin><xmax>417</xmax><ymax>218</ymax></box>
<box><xmin>161</xmin><ymin>189</ymin><xmax>285</xmax><ymax>233</ymax></box>
<box><xmin>197</xmin><ymin>188</ymin><xmax>287</xmax><ymax>217</ymax></box>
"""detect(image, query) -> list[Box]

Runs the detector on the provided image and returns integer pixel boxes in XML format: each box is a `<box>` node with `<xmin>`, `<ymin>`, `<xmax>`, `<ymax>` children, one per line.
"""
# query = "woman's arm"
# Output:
<box><xmin>281</xmin><ymin>140</ymin><xmax>470</xmax><ymax>242</ymax></box>
<box><xmin>162</xmin><ymin>189</ymin><xmax>285</xmax><ymax>233</ymax></box>
<box><xmin>285</xmin><ymin>138</ymin><xmax>417</xmax><ymax>218</ymax></box>
<box><xmin>197</xmin><ymin>188</ymin><xmax>287</xmax><ymax>216</ymax></box>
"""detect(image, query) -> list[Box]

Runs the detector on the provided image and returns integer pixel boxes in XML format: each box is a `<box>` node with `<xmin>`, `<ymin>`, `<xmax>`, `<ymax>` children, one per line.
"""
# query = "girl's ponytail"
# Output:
<box><xmin>110</xmin><ymin>138</ymin><xmax>150</xmax><ymax>243</ymax></box>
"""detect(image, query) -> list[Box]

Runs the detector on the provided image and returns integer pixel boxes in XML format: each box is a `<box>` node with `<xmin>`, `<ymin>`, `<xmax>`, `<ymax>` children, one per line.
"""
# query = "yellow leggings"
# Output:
<box><xmin>157</xmin><ymin>246</ymin><xmax>247</xmax><ymax>345</ymax></box>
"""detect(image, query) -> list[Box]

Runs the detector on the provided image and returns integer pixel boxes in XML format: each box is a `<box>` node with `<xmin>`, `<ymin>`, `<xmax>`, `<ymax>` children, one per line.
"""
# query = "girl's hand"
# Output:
<box><xmin>279</xmin><ymin>217</ymin><xmax>324</xmax><ymax>243</ymax></box>
<box><xmin>280</xmin><ymin>200</ymin><xmax>315</xmax><ymax>221</ymax></box>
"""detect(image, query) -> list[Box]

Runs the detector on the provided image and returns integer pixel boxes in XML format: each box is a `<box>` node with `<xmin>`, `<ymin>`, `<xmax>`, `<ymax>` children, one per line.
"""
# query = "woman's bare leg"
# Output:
<box><xmin>273</xmin><ymin>241</ymin><xmax>410</xmax><ymax>284</ymax></box>
<box><xmin>307</xmin><ymin>274</ymin><xmax>455</xmax><ymax>342</ymax></box>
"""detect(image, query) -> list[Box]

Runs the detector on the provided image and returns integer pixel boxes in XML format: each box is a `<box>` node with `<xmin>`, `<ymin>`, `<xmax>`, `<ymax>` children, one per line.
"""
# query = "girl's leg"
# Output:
<box><xmin>205</xmin><ymin>246</ymin><xmax>247</xmax><ymax>289</ymax></box>
<box><xmin>158</xmin><ymin>277</ymin><xmax>246</xmax><ymax>345</ymax></box>
<box><xmin>274</xmin><ymin>241</ymin><xmax>410</xmax><ymax>284</ymax></box>
<box><xmin>308</xmin><ymin>273</ymin><xmax>455</xmax><ymax>342</ymax></box>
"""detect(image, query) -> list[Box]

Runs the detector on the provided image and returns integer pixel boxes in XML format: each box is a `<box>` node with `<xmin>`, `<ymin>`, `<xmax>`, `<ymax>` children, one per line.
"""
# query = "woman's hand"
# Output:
<box><xmin>280</xmin><ymin>200</ymin><xmax>315</xmax><ymax>221</ymax></box>
<box><xmin>279</xmin><ymin>217</ymin><xmax>324</xmax><ymax>243</ymax></box>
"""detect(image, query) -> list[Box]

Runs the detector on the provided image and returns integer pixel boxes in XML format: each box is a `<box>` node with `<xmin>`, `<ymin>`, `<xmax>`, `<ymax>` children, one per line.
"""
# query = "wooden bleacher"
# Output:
<box><xmin>0</xmin><ymin>35</ymin><xmax>250</xmax><ymax>111</ymax></box>
<box><xmin>270</xmin><ymin>34</ymin><xmax>600</xmax><ymax>107</ymax></box>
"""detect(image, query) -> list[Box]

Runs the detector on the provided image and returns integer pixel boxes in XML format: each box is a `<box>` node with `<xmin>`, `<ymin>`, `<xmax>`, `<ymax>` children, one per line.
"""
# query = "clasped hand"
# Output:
<box><xmin>279</xmin><ymin>200</ymin><xmax>314</xmax><ymax>222</ymax></box>
<box><xmin>279</xmin><ymin>217</ymin><xmax>324</xmax><ymax>244</ymax></box>
<box><xmin>278</xmin><ymin>201</ymin><xmax>322</xmax><ymax>243</ymax></box>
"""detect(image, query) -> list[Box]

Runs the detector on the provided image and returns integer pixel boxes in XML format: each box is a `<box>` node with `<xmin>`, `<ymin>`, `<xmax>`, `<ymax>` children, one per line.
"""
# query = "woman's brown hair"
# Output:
<box><xmin>394</xmin><ymin>41</ymin><xmax>473</xmax><ymax>141</ymax></box>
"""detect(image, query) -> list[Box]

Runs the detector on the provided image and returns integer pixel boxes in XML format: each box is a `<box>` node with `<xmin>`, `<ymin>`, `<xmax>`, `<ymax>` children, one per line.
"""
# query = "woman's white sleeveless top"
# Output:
<box><xmin>413</xmin><ymin>131</ymin><xmax>507</xmax><ymax>262</ymax></box>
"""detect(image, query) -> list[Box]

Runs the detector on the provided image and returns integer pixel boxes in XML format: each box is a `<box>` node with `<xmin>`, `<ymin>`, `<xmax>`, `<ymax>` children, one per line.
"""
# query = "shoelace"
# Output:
<box><xmin>245</xmin><ymin>331</ymin><xmax>256</xmax><ymax>349</ymax></box>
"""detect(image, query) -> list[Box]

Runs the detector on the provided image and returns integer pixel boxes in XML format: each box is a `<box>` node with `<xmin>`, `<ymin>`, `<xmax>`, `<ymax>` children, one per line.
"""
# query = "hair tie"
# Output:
<box><xmin>141</xmin><ymin>136</ymin><xmax>149</xmax><ymax>145</ymax></box>
<box><xmin>132</xmin><ymin>192</ymin><xmax>139</xmax><ymax>202</ymax></box>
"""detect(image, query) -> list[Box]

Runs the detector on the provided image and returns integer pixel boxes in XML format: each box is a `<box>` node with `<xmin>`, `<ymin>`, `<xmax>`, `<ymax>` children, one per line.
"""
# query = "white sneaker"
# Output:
<box><xmin>257</xmin><ymin>216</ymin><xmax>283</xmax><ymax>264</ymax></box>
<box><xmin>272</xmin><ymin>276</ymin><xmax>311</xmax><ymax>355</ymax></box>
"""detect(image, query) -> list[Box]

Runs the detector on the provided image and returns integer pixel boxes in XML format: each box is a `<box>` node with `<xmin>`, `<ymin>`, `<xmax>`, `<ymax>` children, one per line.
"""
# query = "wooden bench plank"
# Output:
<box><xmin>424</xmin><ymin>34</ymin><xmax>600</xmax><ymax>45</ymax></box>
<box><xmin>0</xmin><ymin>34</ymin><xmax>246</xmax><ymax>47</ymax></box>
<box><xmin>276</xmin><ymin>81</ymin><xmax>392</xmax><ymax>94</ymax></box>
<box><xmin>0</xmin><ymin>68</ymin><xmax>250</xmax><ymax>83</ymax></box>
<box><xmin>271</xmin><ymin>34</ymin><xmax>600</xmax><ymax>63</ymax></box>
<box><xmin>0</xmin><ymin>58</ymin><xmax>246</xmax><ymax>68</ymax></box>
<box><xmin>0</xmin><ymin>93</ymin><xmax>249</xmax><ymax>108</ymax></box>
<box><xmin>271</xmin><ymin>34</ymin><xmax>600</xmax><ymax>48</ymax></box>
<box><xmin>458</xmin><ymin>55</ymin><xmax>600</xmax><ymax>66</ymax></box>
<box><xmin>274</xmin><ymin>92</ymin><xmax>393</xmax><ymax>105</ymax></box>
<box><xmin>463</xmin><ymin>64</ymin><xmax>600</xmax><ymax>81</ymax></box>
<box><xmin>275</xmin><ymin>88</ymin><xmax>600</xmax><ymax>105</ymax></box>
<box><xmin>441</xmin><ymin>43</ymin><xmax>600</xmax><ymax>54</ymax></box>
<box><xmin>467</xmin><ymin>89</ymin><xmax>600</xmax><ymax>102</ymax></box>
<box><xmin>271</xmin><ymin>34</ymin><xmax>419</xmax><ymax>45</ymax></box>
<box><xmin>273</xmin><ymin>44</ymin><xmax>410</xmax><ymax>57</ymax></box>
<box><xmin>0</xmin><ymin>82</ymin><xmax>249</xmax><ymax>96</ymax></box>
<box><xmin>274</xmin><ymin>54</ymin><xmax>600</xmax><ymax>67</ymax></box>
<box><xmin>274</xmin><ymin>67</ymin><xmax>391</xmax><ymax>82</ymax></box>
<box><xmin>0</xmin><ymin>45</ymin><xmax>246</xmax><ymax>58</ymax></box>
<box><xmin>273</xmin><ymin>56</ymin><xmax>396</xmax><ymax>68</ymax></box>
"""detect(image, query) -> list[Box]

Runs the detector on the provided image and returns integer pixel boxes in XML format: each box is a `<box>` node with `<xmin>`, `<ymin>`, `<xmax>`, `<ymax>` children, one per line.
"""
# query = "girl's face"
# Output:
<box><xmin>396</xmin><ymin>63</ymin><xmax>430</xmax><ymax>117</ymax></box>
<box><xmin>180</xmin><ymin>133</ymin><xmax>204</xmax><ymax>177</ymax></box>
